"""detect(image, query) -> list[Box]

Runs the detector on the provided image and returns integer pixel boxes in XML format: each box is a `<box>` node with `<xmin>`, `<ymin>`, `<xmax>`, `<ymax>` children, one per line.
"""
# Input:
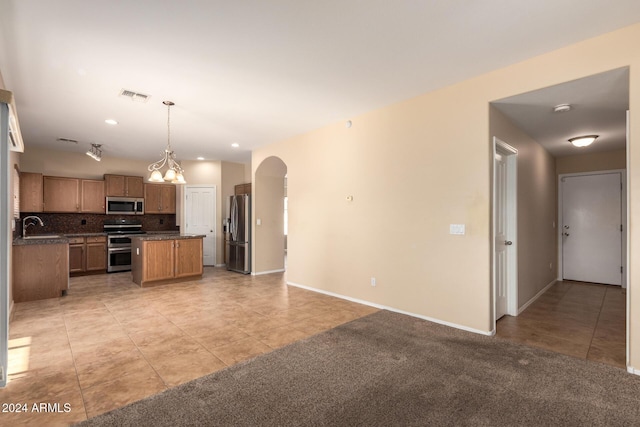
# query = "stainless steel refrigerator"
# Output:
<box><xmin>225</xmin><ymin>194</ymin><xmax>251</xmax><ymax>274</ymax></box>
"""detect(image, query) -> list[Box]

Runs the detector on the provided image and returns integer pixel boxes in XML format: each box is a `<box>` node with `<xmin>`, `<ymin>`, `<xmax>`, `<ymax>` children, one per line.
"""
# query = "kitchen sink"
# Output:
<box><xmin>23</xmin><ymin>234</ymin><xmax>63</xmax><ymax>240</ymax></box>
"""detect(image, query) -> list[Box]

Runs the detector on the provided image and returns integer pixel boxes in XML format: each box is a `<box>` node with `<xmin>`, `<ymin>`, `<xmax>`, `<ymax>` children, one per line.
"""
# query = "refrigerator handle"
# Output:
<box><xmin>231</xmin><ymin>196</ymin><xmax>238</xmax><ymax>241</ymax></box>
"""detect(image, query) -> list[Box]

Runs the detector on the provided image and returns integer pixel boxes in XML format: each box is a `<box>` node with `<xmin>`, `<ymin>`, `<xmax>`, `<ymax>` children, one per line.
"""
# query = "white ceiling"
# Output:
<box><xmin>1</xmin><ymin>1</ymin><xmax>639</xmax><ymax>164</ymax></box>
<box><xmin>492</xmin><ymin>68</ymin><xmax>629</xmax><ymax>157</ymax></box>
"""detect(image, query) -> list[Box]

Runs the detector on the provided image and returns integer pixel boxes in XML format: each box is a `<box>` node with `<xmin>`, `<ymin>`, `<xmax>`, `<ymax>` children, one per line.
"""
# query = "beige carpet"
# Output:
<box><xmin>77</xmin><ymin>310</ymin><xmax>640</xmax><ymax>426</ymax></box>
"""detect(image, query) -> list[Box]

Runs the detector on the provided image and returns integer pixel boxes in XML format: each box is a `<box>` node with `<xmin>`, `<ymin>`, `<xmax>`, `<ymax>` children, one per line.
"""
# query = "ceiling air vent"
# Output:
<box><xmin>56</xmin><ymin>137</ymin><xmax>79</xmax><ymax>144</ymax></box>
<box><xmin>119</xmin><ymin>89</ymin><xmax>150</xmax><ymax>103</ymax></box>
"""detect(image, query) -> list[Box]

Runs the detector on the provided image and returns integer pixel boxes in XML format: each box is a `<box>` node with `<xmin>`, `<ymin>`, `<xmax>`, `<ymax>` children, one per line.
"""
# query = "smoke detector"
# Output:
<box><xmin>119</xmin><ymin>89</ymin><xmax>150</xmax><ymax>103</ymax></box>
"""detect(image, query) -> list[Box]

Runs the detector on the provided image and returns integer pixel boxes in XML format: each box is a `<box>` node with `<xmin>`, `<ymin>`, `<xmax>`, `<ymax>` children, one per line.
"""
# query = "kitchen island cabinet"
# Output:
<box><xmin>13</xmin><ymin>237</ymin><xmax>69</xmax><ymax>302</ymax></box>
<box><xmin>131</xmin><ymin>234</ymin><xmax>203</xmax><ymax>287</ymax></box>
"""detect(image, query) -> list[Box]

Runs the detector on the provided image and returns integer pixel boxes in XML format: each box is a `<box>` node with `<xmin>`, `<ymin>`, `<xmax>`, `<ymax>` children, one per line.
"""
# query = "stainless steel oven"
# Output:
<box><xmin>104</xmin><ymin>220</ymin><xmax>145</xmax><ymax>272</ymax></box>
<box><xmin>108</xmin><ymin>245</ymin><xmax>133</xmax><ymax>273</ymax></box>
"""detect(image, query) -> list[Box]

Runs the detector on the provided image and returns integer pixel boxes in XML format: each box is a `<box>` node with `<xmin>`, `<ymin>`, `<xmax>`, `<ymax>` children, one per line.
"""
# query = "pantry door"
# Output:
<box><xmin>185</xmin><ymin>185</ymin><xmax>216</xmax><ymax>266</ymax></box>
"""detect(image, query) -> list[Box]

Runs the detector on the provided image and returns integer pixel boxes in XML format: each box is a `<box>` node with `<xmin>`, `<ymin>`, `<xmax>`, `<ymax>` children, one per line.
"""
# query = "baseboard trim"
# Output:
<box><xmin>252</xmin><ymin>269</ymin><xmax>286</xmax><ymax>276</ymax></box>
<box><xmin>213</xmin><ymin>263</ymin><xmax>226</xmax><ymax>268</ymax></box>
<box><xmin>627</xmin><ymin>366</ymin><xmax>640</xmax><ymax>375</ymax></box>
<box><xmin>287</xmin><ymin>281</ymin><xmax>493</xmax><ymax>336</ymax></box>
<box><xmin>518</xmin><ymin>279</ymin><xmax>556</xmax><ymax>315</ymax></box>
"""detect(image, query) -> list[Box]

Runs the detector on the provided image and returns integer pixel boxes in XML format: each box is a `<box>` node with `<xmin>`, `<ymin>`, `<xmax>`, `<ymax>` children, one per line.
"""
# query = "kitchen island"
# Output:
<box><xmin>13</xmin><ymin>236</ymin><xmax>70</xmax><ymax>302</ymax></box>
<box><xmin>131</xmin><ymin>234</ymin><xmax>204</xmax><ymax>287</ymax></box>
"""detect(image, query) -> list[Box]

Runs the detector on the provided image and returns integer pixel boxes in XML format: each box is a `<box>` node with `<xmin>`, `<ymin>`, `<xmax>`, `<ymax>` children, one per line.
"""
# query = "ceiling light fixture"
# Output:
<box><xmin>197</xmin><ymin>156</ymin><xmax>205</xmax><ymax>161</ymax></box>
<box><xmin>105</xmin><ymin>119</ymin><xmax>118</xmax><ymax>125</ymax></box>
<box><xmin>553</xmin><ymin>104</ymin><xmax>572</xmax><ymax>113</ymax></box>
<box><xmin>147</xmin><ymin>101</ymin><xmax>186</xmax><ymax>184</ymax></box>
<box><xmin>569</xmin><ymin>135</ymin><xmax>598</xmax><ymax>147</ymax></box>
<box><xmin>231</xmin><ymin>143</ymin><xmax>239</xmax><ymax>148</ymax></box>
<box><xmin>86</xmin><ymin>143</ymin><xmax>102</xmax><ymax>161</ymax></box>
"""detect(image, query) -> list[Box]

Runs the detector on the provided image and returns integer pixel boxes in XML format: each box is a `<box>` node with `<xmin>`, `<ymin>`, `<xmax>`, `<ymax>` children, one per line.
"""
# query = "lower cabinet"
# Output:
<box><xmin>13</xmin><ymin>243</ymin><xmax>69</xmax><ymax>302</ymax></box>
<box><xmin>69</xmin><ymin>236</ymin><xmax>107</xmax><ymax>275</ymax></box>
<box><xmin>132</xmin><ymin>237</ymin><xmax>203</xmax><ymax>287</ymax></box>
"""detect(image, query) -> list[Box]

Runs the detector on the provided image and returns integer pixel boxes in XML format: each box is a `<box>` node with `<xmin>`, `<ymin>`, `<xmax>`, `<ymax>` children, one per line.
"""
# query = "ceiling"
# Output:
<box><xmin>492</xmin><ymin>67</ymin><xmax>629</xmax><ymax>157</ymax></box>
<box><xmin>1</xmin><ymin>1</ymin><xmax>639</xmax><ymax>164</ymax></box>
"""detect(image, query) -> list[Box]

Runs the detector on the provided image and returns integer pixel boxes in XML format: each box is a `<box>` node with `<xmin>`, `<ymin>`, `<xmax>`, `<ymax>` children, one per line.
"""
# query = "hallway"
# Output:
<box><xmin>496</xmin><ymin>281</ymin><xmax>625</xmax><ymax>368</ymax></box>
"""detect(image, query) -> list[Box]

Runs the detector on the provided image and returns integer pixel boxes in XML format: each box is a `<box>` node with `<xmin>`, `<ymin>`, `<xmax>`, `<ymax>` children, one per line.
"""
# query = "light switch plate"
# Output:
<box><xmin>450</xmin><ymin>224</ymin><xmax>465</xmax><ymax>235</ymax></box>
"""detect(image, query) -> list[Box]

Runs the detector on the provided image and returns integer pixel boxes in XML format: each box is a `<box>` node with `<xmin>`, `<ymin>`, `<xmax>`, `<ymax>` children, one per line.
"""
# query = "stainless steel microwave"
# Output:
<box><xmin>106</xmin><ymin>197</ymin><xmax>144</xmax><ymax>215</ymax></box>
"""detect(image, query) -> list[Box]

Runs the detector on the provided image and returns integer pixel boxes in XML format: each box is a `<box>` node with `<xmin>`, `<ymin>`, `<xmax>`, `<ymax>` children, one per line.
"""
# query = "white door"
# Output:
<box><xmin>185</xmin><ymin>186</ymin><xmax>216</xmax><ymax>266</ymax></box>
<box><xmin>561</xmin><ymin>173</ymin><xmax>622</xmax><ymax>285</ymax></box>
<box><xmin>493</xmin><ymin>138</ymin><xmax>517</xmax><ymax>320</ymax></box>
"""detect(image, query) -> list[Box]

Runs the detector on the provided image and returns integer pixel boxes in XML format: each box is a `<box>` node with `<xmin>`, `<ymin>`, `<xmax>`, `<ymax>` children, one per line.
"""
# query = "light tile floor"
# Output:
<box><xmin>496</xmin><ymin>280</ymin><xmax>626</xmax><ymax>368</ymax></box>
<box><xmin>0</xmin><ymin>267</ymin><xmax>378</xmax><ymax>426</ymax></box>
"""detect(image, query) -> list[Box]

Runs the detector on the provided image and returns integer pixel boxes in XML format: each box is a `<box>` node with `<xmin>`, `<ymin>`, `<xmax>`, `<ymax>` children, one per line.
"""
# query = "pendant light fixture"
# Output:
<box><xmin>147</xmin><ymin>100</ymin><xmax>186</xmax><ymax>184</ymax></box>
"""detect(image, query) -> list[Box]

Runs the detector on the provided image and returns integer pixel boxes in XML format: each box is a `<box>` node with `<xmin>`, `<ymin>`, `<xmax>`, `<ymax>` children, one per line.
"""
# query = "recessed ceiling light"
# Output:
<box><xmin>553</xmin><ymin>104</ymin><xmax>572</xmax><ymax>113</ymax></box>
<box><xmin>105</xmin><ymin>119</ymin><xmax>118</xmax><ymax>125</ymax></box>
<box><xmin>231</xmin><ymin>143</ymin><xmax>240</xmax><ymax>148</ymax></box>
<box><xmin>569</xmin><ymin>135</ymin><xmax>598</xmax><ymax>147</ymax></box>
<box><xmin>197</xmin><ymin>156</ymin><xmax>205</xmax><ymax>160</ymax></box>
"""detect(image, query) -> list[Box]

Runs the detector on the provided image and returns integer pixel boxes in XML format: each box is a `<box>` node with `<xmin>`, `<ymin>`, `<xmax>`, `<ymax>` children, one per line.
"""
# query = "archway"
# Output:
<box><xmin>253</xmin><ymin>156</ymin><xmax>288</xmax><ymax>274</ymax></box>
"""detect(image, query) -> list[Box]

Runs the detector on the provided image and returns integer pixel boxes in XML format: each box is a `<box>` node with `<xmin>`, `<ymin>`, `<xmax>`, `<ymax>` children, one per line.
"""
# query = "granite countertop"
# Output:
<box><xmin>13</xmin><ymin>235</ymin><xmax>70</xmax><ymax>245</ymax></box>
<box><xmin>132</xmin><ymin>233</ymin><xmax>205</xmax><ymax>241</ymax></box>
<box><xmin>64</xmin><ymin>232</ymin><xmax>108</xmax><ymax>237</ymax></box>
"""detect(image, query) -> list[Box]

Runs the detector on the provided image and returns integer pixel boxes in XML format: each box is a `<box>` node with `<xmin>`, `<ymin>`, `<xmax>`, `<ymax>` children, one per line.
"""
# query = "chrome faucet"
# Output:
<box><xmin>22</xmin><ymin>215</ymin><xmax>44</xmax><ymax>239</ymax></box>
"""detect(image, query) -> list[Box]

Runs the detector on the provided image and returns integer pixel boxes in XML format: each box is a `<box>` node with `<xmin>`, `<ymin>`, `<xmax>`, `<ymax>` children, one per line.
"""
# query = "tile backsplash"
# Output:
<box><xmin>17</xmin><ymin>213</ymin><xmax>178</xmax><ymax>236</ymax></box>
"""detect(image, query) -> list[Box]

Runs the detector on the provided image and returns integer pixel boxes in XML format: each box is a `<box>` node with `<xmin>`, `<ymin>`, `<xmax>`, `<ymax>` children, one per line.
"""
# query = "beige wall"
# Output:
<box><xmin>490</xmin><ymin>107</ymin><xmax>557</xmax><ymax>308</ymax></box>
<box><xmin>557</xmin><ymin>149</ymin><xmax>626</xmax><ymax>175</ymax></box>
<box><xmin>253</xmin><ymin>22</ymin><xmax>640</xmax><ymax>369</ymax></box>
<box><xmin>254</xmin><ymin>157</ymin><xmax>287</xmax><ymax>273</ymax></box>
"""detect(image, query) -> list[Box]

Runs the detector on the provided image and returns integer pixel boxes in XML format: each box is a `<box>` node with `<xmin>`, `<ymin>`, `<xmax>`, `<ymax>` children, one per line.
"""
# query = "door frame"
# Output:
<box><xmin>557</xmin><ymin>170</ymin><xmax>626</xmax><ymax>288</ymax></box>
<box><xmin>492</xmin><ymin>137</ymin><xmax>518</xmax><ymax>327</ymax></box>
<box><xmin>182</xmin><ymin>184</ymin><xmax>217</xmax><ymax>266</ymax></box>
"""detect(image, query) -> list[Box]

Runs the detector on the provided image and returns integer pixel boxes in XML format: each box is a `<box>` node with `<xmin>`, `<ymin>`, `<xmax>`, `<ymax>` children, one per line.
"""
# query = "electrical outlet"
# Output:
<box><xmin>371</xmin><ymin>277</ymin><xmax>376</xmax><ymax>287</ymax></box>
<box><xmin>549</xmin><ymin>262</ymin><xmax>553</xmax><ymax>270</ymax></box>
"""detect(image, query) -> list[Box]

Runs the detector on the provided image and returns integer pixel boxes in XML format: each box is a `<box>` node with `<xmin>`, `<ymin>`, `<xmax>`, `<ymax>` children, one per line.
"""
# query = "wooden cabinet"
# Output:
<box><xmin>42</xmin><ymin>176</ymin><xmax>105</xmax><ymax>213</ymax></box>
<box><xmin>20</xmin><ymin>172</ymin><xmax>43</xmax><ymax>212</ymax></box>
<box><xmin>144</xmin><ymin>183</ymin><xmax>176</xmax><ymax>214</ymax></box>
<box><xmin>143</xmin><ymin>240</ymin><xmax>175</xmax><ymax>282</ymax></box>
<box><xmin>175</xmin><ymin>238</ymin><xmax>204</xmax><ymax>278</ymax></box>
<box><xmin>43</xmin><ymin>176</ymin><xmax>80</xmax><ymax>212</ymax></box>
<box><xmin>13</xmin><ymin>242</ymin><xmax>69</xmax><ymax>302</ymax></box>
<box><xmin>105</xmin><ymin>174</ymin><xmax>144</xmax><ymax>197</ymax></box>
<box><xmin>86</xmin><ymin>236</ymin><xmax>108</xmax><ymax>271</ymax></box>
<box><xmin>132</xmin><ymin>237</ymin><xmax>203</xmax><ymax>287</ymax></box>
<box><xmin>81</xmin><ymin>179</ymin><xmax>105</xmax><ymax>213</ymax></box>
<box><xmin>235</xmin><ymin>183</ymin><xmax>251</xmax><ymax>195</ymax></box>
<box><xmin>69</xmin><ymin>236</ymin><xmax>107</xmax><ymax>275</ymax></box>
<box><xmin>68</xmin><ymin>237</ymin><xmax>85</xmax><ymax>273</ymax></box>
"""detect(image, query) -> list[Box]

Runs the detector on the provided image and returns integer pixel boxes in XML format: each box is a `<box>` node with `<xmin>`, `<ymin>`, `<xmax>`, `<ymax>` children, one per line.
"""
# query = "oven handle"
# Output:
<box><xmin>108</xmin><ymin>247</ymin><xmax>132</xmax><ymax>253</ymax></box>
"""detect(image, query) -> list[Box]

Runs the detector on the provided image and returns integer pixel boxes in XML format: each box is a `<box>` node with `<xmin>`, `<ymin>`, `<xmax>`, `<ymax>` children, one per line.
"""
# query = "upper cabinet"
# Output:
<box><xmin>42</xmin><ymin>176</ymin><xmax>105</xmax><ymax>213</ymax></box>
<box><xmin>144</xmin><ymin>183</ymin><xmax>176</xmax><ymax>214</ymax></box>
<box><xmin>234</xmin><ymin>183</ymin><xmax>252</xmax><ymax>195</ymax></box>
<box><xmin>104</xmin><ymin>174</ymin><xmax>144</xmax><ymax>198</ymax></box>
<box><xmin>80</xmin><ymin>179</ymin><xmax>105</xmax><ymax>213</ymax></box>
<box><xmin>43</xmin><ymin>176</ymin><xmax>81</xmax><ymax>212</ymax></box>
<box><xmin>20</xmin><ymin>172</ymin><xmax>43</xmax><ymax>212</ymax></box>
